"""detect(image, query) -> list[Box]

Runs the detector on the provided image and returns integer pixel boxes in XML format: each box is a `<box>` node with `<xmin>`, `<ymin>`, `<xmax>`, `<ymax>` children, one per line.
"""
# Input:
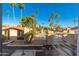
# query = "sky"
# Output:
<box><xmin>2</xmin><ymin>3</ymin><xmax>79</xmax><ymax>27</ymax></box>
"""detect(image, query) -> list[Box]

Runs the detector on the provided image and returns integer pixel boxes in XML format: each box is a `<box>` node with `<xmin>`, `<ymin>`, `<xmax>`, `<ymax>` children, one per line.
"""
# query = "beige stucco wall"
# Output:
<box><xmin>9</xmin><ymin>29</ymin><xmax>17</xmax><ymax>40</ymax></box>
<box><xmin>2</xmin><ymin>31</ymin><xmax>5</xmax><ymax>35</ymax></box>
<box><xmin>69</xmin><ymin>29</ymin><xmax>77</xmax><ymax>34</ymax></box>
<box><xmin>9</xmin><ymin>29</ymin><xmax>17</xmax><ymax>36</ymax></box>
<box><xmin>2</xmin><ymin>29</ymin><xmax>18</xmax><ymax>40</ymax></box>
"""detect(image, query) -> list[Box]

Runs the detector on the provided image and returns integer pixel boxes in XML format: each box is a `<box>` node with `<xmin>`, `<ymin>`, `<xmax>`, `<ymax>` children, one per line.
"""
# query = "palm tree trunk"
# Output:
<box><xmin>13</xmin><ymin>7</ymin><xmax>15</xmax><ymax>26</ymax></box>
<box><xmin>45</xmin><ymin>29</ymin><xmax>48</xmax><ymax>45</ymax></box>
<box><xmin>20</xmin><ymin>9</ymin><xmax>23</xmax><ymax>27</ymax></box>
<box><xmin>7</xmin><ymin>14</ymin><xmax>9</xmax><ymax>26</ymax></box>
<box><xmin>56</xmin><ymin>19</ymin><xmax>59</xmax><ymax>26</ymax></box>
<box><xmin>50</xmin><ymin>20</ymin><xmax>53</xmax><ymax>29</ymax></box>
<box><xmin>21</xmin><ymin>8</ymin><xmax>22</xmax><ymax>20</ymax></box>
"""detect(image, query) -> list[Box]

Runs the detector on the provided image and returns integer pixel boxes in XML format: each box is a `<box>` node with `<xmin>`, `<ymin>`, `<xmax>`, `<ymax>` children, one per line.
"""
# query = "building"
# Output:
<box><xmin>2</xmin><ymin>26</ymin><xmax>24</xmax><ymax>41</ymax></box>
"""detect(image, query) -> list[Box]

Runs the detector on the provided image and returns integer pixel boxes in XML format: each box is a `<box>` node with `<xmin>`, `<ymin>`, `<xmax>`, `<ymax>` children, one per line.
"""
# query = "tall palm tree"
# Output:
<box><xmin>18</xmin><ymin>3</ymin><xmax>25</xmax><ymax>21</ymax></box>
<box><xmin>35</xmin><ymin>8</ymin><xmax>40</xmax><ymax>15</ymax></box>
<box><xmin>31</xmin><ymin>8</ymin><xmax>40</xmax><ymax>28</ymax></box>
<box><xmin>73</xmin><ymin>19</ymin><xmax>77</xmax><ymax>27</ymax></box>
<box><xmin>49</xmin><ymin>13</ymin><xmax>59</xmax><ymax>29</ymax></box>
<box><xmin>10</xmin><ymin>3</ymin><xmax>16</xmax><ymax>26</ymax></box>
<box><xmin>31</xmin><ymin>8</ymin><xmax>40</xmax><ymax>18</ymax></box>
<box><xmin>6</xmin><ymin>10</ymin><xmax>10</xmax><ymax>26</ymax></box>
<box><xmin>55</xmin><ymin>13</ymin><xmax>59</xmax><ymax>26</ymax></box>
<box><xmin>49</xmin><ymin>13</ymin><xmax>56</xmax><ymax>29</ymax></box>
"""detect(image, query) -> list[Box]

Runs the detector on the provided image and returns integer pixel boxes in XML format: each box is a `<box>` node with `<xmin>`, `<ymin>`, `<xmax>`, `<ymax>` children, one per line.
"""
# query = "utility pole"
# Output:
<box><xmin>77</xmin><ymin>18</ymin><xmax>79</xmax><ymax>56</ymax></box>
<box><xmin>74</xmin><ymin>18</ymin><xmax>79</xmax><ymax>56</ymax></box>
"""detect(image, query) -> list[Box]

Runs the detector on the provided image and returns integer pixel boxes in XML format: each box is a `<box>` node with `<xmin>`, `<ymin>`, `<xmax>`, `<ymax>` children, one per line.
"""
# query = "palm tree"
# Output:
<box><xmin>10</xmin><ymin>3</ymin><xmax>16</xmax><ymax>26</ymax></box>
<box><xmin>31</xmin><ymin>8</ymin><xmax>39</xmax><ymax>29</ymax></box>
<box><xmin>20</xmin><ymin>16</ymin><xmax>36</xmax><ymax>43</ymax></box>
<box><xmin>18</xmin><ymin>3</ymin><xmax>25</xmax><ymax>21</ymax></box>
<box><xmin>55</xmin><ymin>13</ymin><xmax>59</xmax><ymax>26</ymax></box>
<box><xmin>35</xmin><ymin>8</ymin><xmax>40</xmax><ymax>15</ymax></box>
<box><xmin>49</xmin><ymin>13</ymin><xmax>56</xmax><ymax>29</ymax></box>
<box><xmin>49</xmin><ymin>13</ymin><xmax>59</xmax><ymax>29</ymax></box>
<box><xmin>20</xmin><ymin>8</ymin><xmax>39</xmax><ymax>43</ymax></box>
<box><xmin>20</xmin><ymin>16</ymin><xmax>36</xmax><ymax>27</ymax></box>
<box><xmin>73</xmin><ymin>19</ymin><xmax>77</xmax><ymax>27</ymax></box>
<box><xmin>6</xmin><ymin>10</ymin><xmax>10</xmax><ymax>26</ymax></box>
<box><xmin>31</xmin><ymin>8</ymin><xmax>40</xmax><ymax>18</ymax></box>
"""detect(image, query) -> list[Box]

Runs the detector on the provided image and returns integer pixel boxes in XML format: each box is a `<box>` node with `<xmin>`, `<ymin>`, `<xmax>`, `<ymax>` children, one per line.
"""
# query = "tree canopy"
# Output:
<box><xmin>20</xmin><ymin>16</ymin><xmax>36</xmax><ymax>27</ymax></box>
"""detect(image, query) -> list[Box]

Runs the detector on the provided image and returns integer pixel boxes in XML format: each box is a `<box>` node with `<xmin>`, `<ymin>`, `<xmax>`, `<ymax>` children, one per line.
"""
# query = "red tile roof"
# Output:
<box><xmin>2</xmin><ymin>26</ymin><xmax>24</xmax><ymax>31</ymax></box>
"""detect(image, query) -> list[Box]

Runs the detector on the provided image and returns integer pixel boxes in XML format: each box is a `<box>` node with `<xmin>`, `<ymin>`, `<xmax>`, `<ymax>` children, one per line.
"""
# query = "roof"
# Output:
<box><xmin>70</xmin><ymin>26</ymin><xmax>78</xmax><ymax>30</ymax></box>
<box><xmin>2</xmin><ymin>26</ymin><xmax>24</xmax><ymax>31</ymax></box>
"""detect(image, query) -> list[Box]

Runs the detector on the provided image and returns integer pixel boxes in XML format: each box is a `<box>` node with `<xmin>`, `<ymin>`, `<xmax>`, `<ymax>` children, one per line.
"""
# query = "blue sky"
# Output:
<box><xmin>2</xmin><ymin>3</ymin><xmax>79</xmax><ymax>27</ymax></box>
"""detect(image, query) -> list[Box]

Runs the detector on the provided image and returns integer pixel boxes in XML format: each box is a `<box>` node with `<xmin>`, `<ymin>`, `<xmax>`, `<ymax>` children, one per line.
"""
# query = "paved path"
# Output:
<box><xmin>2</xmin><ymin>34</ymin><xmax>77</xmax><ymax>56</ymax></box>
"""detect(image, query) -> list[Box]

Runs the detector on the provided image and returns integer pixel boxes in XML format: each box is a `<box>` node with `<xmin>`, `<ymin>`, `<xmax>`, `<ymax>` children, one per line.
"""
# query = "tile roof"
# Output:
<box><xmin>2</xmin><ymin>26</ymin><xmax>24</xmax><ymax>31</ymax></box>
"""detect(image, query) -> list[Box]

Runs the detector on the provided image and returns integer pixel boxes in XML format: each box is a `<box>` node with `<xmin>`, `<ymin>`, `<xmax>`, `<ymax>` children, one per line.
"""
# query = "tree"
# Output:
<box><xmin>18</xmin><ymin>3</ymin><xmax>25</xmax><ymax>21</ymax></box>
<box><xmin>20</xmin><ymin>16</ymin><xmax>36</xmax><ymax>43</ymax></box>
<box><xmin>49</xmin><ymin>13</ymin><xmax>56</xmax><ymax>29</ymax></box>
<box><xmin>30</xmin><ymin>8</ymin><xmax>40</xmax><ymax>32</ymax></box>
<box><xmin>49</xmin><ymin>12</ymin><xmax>59</xmax><ymax>29</ymax></box>
<box><xmin>35</xmin><ymin>8</ymin><xmax>40</xmax><ymax>15</ymax></box>
<box><xmin>31</xmin><ymin>8</ymin><xmax>40</xmax><ymax>18</ymax></box>
<box><xmin>38</xmin><ymin>24</ymin><xmax>43</xmax><ymax>33</ymax></box>
<box><xmin>55</xmin><ymin>26</ymin><xmax>63</xmax><ymax>32</ymax></box>
<box><xmin>55</xmin><ymin>13</ymin><xmax>60</xmax><ymax>26</ymax></box>
<box><xmin>10</xmin><ymin>3</ymin><xmax>16</xmax><ymax>26</ymax></box>
<box><xmin>20</xmin><ymin>16</ymin><xmax>36</xmax><ymax>27</ymax></box>
<box><xmin>20</xmin><ymin>8</ymin><xmax>39</xmax><ymax>43</ymax></box>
